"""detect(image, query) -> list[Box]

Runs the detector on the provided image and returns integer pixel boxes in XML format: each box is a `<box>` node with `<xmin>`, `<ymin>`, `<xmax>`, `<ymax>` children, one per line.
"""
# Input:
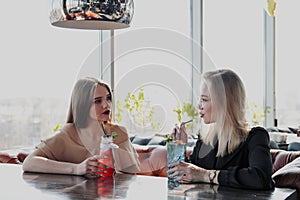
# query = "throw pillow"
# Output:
<box><xmin>272</xmin><ymin>157</ymin><xmax>300</xmax><ymax>191</ymax></box>
<box><xmin>131</xmin><ymin>136</ymin><xmax>151</xmax><ymax>145</ymax></box>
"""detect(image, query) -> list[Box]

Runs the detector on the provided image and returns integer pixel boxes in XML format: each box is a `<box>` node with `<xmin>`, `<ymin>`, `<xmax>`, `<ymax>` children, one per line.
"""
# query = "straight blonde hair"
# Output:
<box><xmin>201</xmin><ymin>69</ymin><xmax>249</xmax><ymax>156</ymax></box>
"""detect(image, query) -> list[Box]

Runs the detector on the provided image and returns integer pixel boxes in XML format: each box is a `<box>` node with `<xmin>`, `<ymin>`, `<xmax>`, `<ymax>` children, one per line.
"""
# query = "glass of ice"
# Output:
<box><xmin>167</xmin><ymin>142</ymin><xmax>186</xmax><ymax>189</ymax></box>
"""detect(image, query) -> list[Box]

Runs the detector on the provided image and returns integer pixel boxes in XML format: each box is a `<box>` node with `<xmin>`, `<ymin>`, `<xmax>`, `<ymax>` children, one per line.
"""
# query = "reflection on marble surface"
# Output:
<box><xmin>23</xmin><ymin>172</ymin><xmax>136</xmax><ymax>199</ymax></box>
<box><xmin>0</xmin><ymin>164</ymin><xmax>296</xmax><ymax>200</ymax></box>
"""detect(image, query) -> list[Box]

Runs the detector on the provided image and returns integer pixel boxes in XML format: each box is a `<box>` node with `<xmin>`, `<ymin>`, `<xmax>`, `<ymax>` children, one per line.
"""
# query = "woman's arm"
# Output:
<box><xmin>218</xmin><ymin>128</ymin><xmax>274</xmax><ymax>189</ymax></box>
<box><xmin>23</xmin><ymin>149</ymin><xmax>77</xmax><ymax>174</ymax></box>
<box><xmin>22</xmin><ymin>149</ymin><xmax>100</xmax><ymax>178</ymax></box>
<box><xmin>169</xmin><ymin>161</ymin><xmax>220</xmax><ymax>184</ymax></box>
<box><xmin>170</xmin><ymin>128</ymin><xmax>273</xmax><ymax>189</ymax></box>
<box><xmin>169</xmin><ymin>124</ymin><xmax>188</xmax><ymax>143</ymax></box>
<box><xmin>109</xmin><ymin>125</ymin><xmax>141</xmax><ymax>173</ymax></box>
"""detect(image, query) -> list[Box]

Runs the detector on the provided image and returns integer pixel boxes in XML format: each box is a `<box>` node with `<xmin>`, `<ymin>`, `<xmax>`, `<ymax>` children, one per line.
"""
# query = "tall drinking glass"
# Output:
<box><xmin>167</xmin><ymin>142</ymin><xmax>186</xmax><ymax>189</ymax></box>
<box><xmin>98</xmin><ymin>136</ymin><xmax>118</xmax><ymax>178</ymax></box>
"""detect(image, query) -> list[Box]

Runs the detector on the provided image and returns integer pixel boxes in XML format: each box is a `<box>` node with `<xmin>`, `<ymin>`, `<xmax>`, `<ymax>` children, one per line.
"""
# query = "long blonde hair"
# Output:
<box><xmin>201</xmin><ymin>69</ymin><xmax>248</xmax><ymax>156</ymax></box>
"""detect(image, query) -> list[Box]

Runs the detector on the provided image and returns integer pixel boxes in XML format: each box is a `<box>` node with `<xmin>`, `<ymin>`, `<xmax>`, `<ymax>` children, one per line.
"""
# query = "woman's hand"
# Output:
<box><xmin>170</xmin><ymin>124</ymin><xmax>188</xmax><ymax>143</ymax></box>
<box><xmin>76</xmin><ymin>155</ymin><xmax>99</xmax><ymax>178</ymax></box>
<box><xmin>168</xmin><ymin>161</ymin><xmax>210</xmax><ymax>183</ymax></box>
<box><xmin>76</xmin><ymin>155</ymin><xmax>111</xmax><ymax>179</ymax></box>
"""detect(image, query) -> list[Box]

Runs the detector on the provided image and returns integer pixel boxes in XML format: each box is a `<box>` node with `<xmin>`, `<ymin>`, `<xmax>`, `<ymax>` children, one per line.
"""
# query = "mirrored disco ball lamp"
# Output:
<box><xmin>50</xmin><ymin>0</ymin><xmax>134</xmax><ymax>30</ymax></box>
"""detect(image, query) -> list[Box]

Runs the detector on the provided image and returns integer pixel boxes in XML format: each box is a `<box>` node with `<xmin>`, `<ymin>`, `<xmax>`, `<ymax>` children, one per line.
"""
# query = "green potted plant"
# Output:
<box><xmin>115</xmin><ymin>88</ymin><xmax>161</xmax><ymax>134</ymax></box>
<box><xmin>173</xmin><ymin>101</ymin><xmax>199</xmax><ymax>137</ymax></box>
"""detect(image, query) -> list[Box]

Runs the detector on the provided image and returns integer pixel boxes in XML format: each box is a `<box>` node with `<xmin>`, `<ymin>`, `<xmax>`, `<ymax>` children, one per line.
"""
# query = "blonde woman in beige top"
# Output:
<box><xmin>23</xmin><ymin>77</ymin><xmax>140</xmax><ymax>178</ymax></box>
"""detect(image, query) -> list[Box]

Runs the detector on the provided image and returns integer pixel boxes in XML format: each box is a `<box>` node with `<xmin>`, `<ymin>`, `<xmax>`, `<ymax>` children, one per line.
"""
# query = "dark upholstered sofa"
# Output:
<box><xmin>270</xmin><ymin>149</ymin><xmax>300</xmax><ymax>191</ymax></box>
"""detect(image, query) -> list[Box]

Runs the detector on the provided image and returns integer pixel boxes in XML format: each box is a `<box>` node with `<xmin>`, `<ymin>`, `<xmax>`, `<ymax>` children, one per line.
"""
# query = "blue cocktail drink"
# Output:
<box><xmin>167</xmin><ymin>142</ymin><xmax>186</xmax><ymax>189</ymax></box>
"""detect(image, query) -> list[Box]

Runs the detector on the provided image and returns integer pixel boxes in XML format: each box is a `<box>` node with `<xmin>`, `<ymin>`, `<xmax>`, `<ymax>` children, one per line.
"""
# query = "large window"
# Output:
<box><xmin>113</xmin><ymin>0</ymin><xmax>193</xmax><ymax>136</ymax></box>
<box><xmin>0</xmin><ymin>1</ymin><xmax>99</xmax><ymax>150</ymax></box>
<box><xmin>203</xmin><ymin>0</ymin><xmax>266</xmax><ymax>126</ymax></box>
<box><xmin>276</xmin><ymin>1</ymin><xmax>300</xmax><ymax>128</ymax></box>
<box><xmin>1</xmin><ymin>1</ymin><xmax>299</xmax><ymax>151</ymax></box>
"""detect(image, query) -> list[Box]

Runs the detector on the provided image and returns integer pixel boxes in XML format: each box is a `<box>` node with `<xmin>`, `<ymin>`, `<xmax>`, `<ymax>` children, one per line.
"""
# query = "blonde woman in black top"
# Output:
<box><xmin>169</xmin><ymin>69</ymin><xmax>274</xmax><ymax>189</ymax></box>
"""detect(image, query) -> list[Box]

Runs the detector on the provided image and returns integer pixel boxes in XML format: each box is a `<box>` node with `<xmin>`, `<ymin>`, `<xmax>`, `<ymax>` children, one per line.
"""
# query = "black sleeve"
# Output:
<box><xmin>218</xmin><ymin>127</ymin><xmax>274</xmax><ymax>190</ymax></box>
<box><xmin>189</xmin><ymin>139</ymin><xmax>202</xmax><ymax>164</ymax></box>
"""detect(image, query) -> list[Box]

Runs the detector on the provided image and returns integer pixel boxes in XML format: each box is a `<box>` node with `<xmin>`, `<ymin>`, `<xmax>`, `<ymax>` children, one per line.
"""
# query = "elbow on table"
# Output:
<box><xmin>246</xmin><ymin>170</ymin><xmax>274</xmax><ymax>190</ymax></box>
<box><xmin>246</xmin><ymin>172</ymin><xmax>274</xmax><ymax>190</ymax></box>
<box><xmin>22</xmin><ymin>156</ymin><xmax>35</xmax><ymax>172</ymax></box>
<box><xmin>22</xmin><ymin>158</ymin><xmax>30</xmax><ymax>172</ymax></box>
<box><xmin>254</xmin><ymin>179</ymin><xmax>275</xmax><ymax>190</ymax></box>
<box><xmin>243</xmin><ymin>165</ymin><xmax>274</xmax><ymax>190</ymax></box>
<box><xmin>219</xmin><ymin>169</ymin><xmax>274</xmax><ymax>190</ymax></box>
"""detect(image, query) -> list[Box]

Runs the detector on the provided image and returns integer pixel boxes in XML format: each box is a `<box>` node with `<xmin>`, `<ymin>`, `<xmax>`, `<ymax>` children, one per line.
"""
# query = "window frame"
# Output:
<box><xmin>99</xmin><ymin>1</ymin><xmax>277</xmax><ymax>128</ymax></box>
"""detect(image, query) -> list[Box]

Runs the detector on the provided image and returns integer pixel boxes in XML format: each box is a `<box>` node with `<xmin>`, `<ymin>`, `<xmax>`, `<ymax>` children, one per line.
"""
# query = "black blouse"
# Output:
<box><xmin>189</xmin><ymin>127</ymin><xmax>274</xmax><ymax>190</ymax></box>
